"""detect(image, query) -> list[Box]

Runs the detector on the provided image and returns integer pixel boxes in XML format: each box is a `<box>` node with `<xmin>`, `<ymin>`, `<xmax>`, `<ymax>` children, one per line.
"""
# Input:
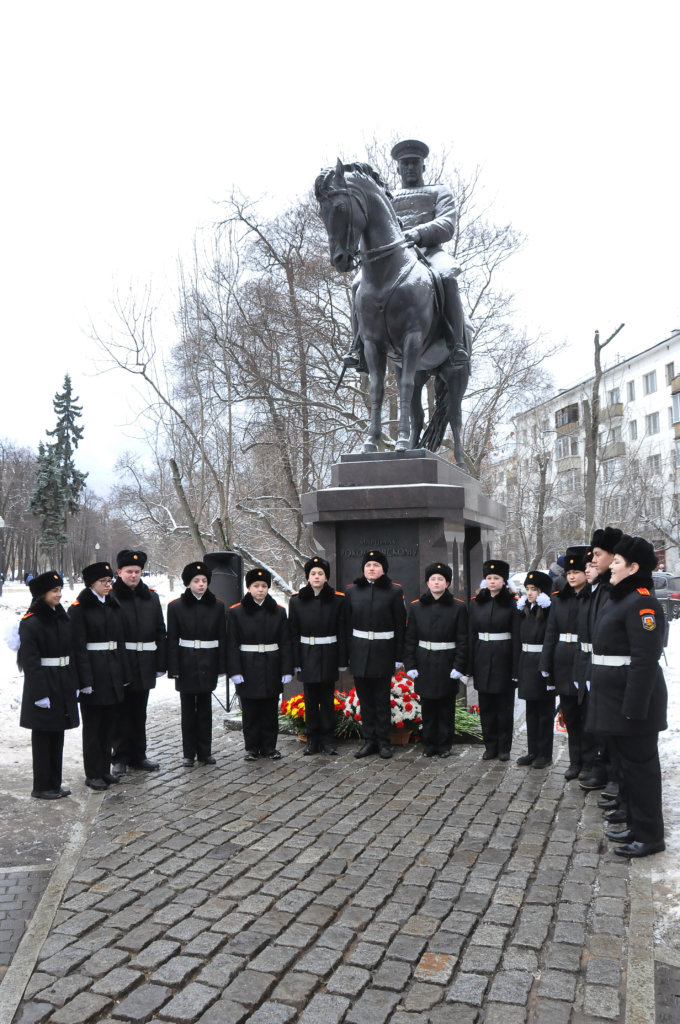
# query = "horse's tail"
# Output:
<box><xmin>416</xmin><ymin>376</ymin><xmax>449</xmax><ymax>452</ymax></box>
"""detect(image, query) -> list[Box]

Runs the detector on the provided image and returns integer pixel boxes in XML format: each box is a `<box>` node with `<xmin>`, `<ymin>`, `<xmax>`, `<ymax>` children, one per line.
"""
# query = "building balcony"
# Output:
<box><xmin>602</xmin><ymin>402</ymin><xmax>624</xmax><ymax>420</ymax></box>
<box><xmin>671</xmin><ymin>375</ymin><xmax>680</xmax><ymax>395</ymax></box>
<box><xmin>555</xmin><ymin>420</ymin><xmax>580</xmax><ymax>437</ymax></box>
<box><xmin>555</xmin><ymin>455</ymin><xmax>581</xmax><ymax>471</ymax></box>
<box><xmin>674</xmin><ymin>422</ymin><xmax>680</xmax><ymax>440</ymax></box>
<box><xmin>602</xmin><ymin>440</ymin><xmax>626</xmax><ymax>459</ymax></box>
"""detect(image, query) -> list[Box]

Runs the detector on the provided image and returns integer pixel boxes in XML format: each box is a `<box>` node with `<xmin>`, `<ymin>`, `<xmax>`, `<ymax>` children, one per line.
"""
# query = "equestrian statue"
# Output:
<box><xmin>315</xmin><ymin>139</ymin><xmax>472</xmax><ymax>467</ymax></box>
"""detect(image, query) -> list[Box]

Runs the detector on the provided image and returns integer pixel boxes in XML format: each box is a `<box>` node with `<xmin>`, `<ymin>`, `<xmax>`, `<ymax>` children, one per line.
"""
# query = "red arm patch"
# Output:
<box><xmin>637</xmin><ymin>587</ymin><xmax>650</xmax><ymax>595</ymax></box>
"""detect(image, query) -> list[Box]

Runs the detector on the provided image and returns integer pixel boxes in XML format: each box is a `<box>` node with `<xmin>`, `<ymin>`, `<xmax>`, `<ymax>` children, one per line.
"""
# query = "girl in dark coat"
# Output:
<box><xmin>288</xmin><ymin>556</ymin><xmax>347</xmax><ymax>756</ymax></box>
<box><xmin>19</xmin><ymin>571</ymin><xmax>79</xmax><ymax>799</ymax></box>
<box><xmin>226</xmin><ymin>568</ymin><xmax>293</xmax><ymax>761</ymax></box>
<box><xmin>68</xmin><ymin>561</ymin><xmax>126</xmax><ymax>790</ymax></box>
<box><xmin>516</xmin><ymin>570</ymin><xmax>554</xmax><ymax>768</ymax></box>
<box><xmin>167</xmin><ymin>561</ymin><xmax>228</xmax><ymax>767</ymax></box>
<box><xmin>587</xmin><ymin>535</ymin><xmax>667</xmax><ymax>857</ymax></box>
<box><xmin>468</xmin><ymin>558</ymin><xmax>520</xmax><ymax>761</ymax></box>
<box><xmin>404</xmin><ymin>561</ymin><xmax>468</xmax><ymax>757</ymax></box>
<box><xmin>540</xmin><ymin>546</ymin><xmax>591</xmax><ymax>779</ymax></box>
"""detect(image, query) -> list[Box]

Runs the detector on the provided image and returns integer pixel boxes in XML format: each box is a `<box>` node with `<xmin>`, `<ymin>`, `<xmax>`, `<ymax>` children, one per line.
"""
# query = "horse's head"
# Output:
<box><xmin>314</xmin><ymin>159</ymin><xmax>368</xmax><ymax>273</ymax></box>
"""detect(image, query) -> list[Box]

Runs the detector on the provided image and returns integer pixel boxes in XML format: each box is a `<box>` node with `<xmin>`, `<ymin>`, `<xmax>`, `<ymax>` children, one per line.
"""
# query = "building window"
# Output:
<box><xmin>647</xmin><ymin>496</ymin><xmax>663</xmax><ymax>518</ymax></box>
<box><xmin>646</xmin><ymin>412</ymin><xmax>660</xmax><ymax>435</ymax></box>
<box><xmin>669</xmin><ymin>407</ymin><xmax>675</xmax><ymax>430</ymax></box>
<box><xmin>647</xmin><ymin>453</ymin><xmax>662</xmax><ymax>474</ymax></box>
<box><xmin>607</xmin><ymin>387</ymin><xmax>620</xmax><ymax>406</ymax></box>
<box><xmin>676</xmin><ymin>440</ymin><xmax>680</xmax><ymax>469</ymax></box>
<box><xmin>666</xmin><ymin>362</ymin><xmax>675</xmax><ymax>385</ymax></box>
<box><xmin>555</xmin><ymin>435</ymin><xmax>578</xmax><ymax>459</ymax></box>
<box><xmin>643</xmin><ymin>371</ymin><xmax>657</xmax><ymax>396</ymax></box>
<box><xmin>554</xmin><ymin>403</ymin><xmax>579</xmax><ymax>429</ymax></box>
<box><xmin>602</xmin><ymin>458</ymin><xmax>620</xmax><ymax>482</ymax></box>
<box><xmin>672</xmin><ymin>394</ymin><xmax>680</xmax><ymax>424</ymax></box>
<box><xmin>627</xmin><ymin>380</ymin><xmax>635</xmax><ymax>402</ymax></box>
<box><xmin>557</xmin><ymin>468</ymin><xmax>581</xmax><ymax>490</ymax></box>
<box><xmin>630</xmin><ymin>420</ymin><xmax>638</xmax><ymax>440</ymax></box>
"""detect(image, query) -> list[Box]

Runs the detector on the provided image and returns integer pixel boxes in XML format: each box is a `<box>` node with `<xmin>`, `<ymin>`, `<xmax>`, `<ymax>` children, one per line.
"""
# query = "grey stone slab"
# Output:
<box><xmin>271</xmin><ymin>971</ymin><xmax>320</xmax><ymax>1008</ymax></box>
<box><xmin>487</xmin><ymin>970</ymin><xmax>534</xmax><ymax>1004</ymax></box>
<box><xmin>48</xmin><ymin>993</ymin><xmax>113</xmax><ymax>1023</ymax></box>
<box><xmin>533</xmin><ymin>999</ymin><xmax>573</xmax><ymax>1023</ymax></box>
<box><xmin>111</xmin><ymin>983</ymin><xmax>172</xmax><ymax>1020</ymax></box>
<box><xmin>413</xmin><ymin>951</ymin><xmax>457</xmax><ymax>985</ymax></box>
<box><xmin>11</xmin><ymin>1003</ymin><xmax>53</xmax><ymax>1024</ymax></box>
<box><xmin>387</xmin><ymin>933</ymin><xmax>428</xmax><ymax>962</ymax></box>
<box><xmin>158</xmin><ymin>983</ymin><xmax>221</xmax><ymax>1022</ymax></box>
<box><xmin>250</xmin><ymin>943</ymin><xmax>299</xmax><ymax>973</ymax></box>
<box><xmin>483</xmin><ymin>1003</ymin><xmax>531</xmax><ymax>1024</ymax></box>
<box><xmin>129</xmin><ymin>939</ymin><xmax>181</xmax><ymax>969</ymax></box>
<box><xmin>346</xmin><ymin>940</ymin><xmax>385</xmax><ymax>969</ymax></box>
<box><xmin>536</xmin><ymin>969</ymin><xmax>577</xmax><ymax>1001</ymax></box>
<box><xmin>298</xmin><ymin>993</ymin><xmax>351</xmax><ymax>1024</ymax></box>
<box><xmin>222</xmin><ymin>969</ymin><xmax>277</xmax><ymax>1007</ymax></box>
<box><xmin>584</xmin><ymin>956</ymin><xmax>621</xmax><ymax>985</ymax></box>
<box><xmin>80</xmin><ymin>946</ymin><xmax>131</xmax><ymax>977</ymax></box>
<box><xmin>371</xmin><ymin>958</ymin><xmax>413</xmax><ymax>991</ymax></box>
<box><xmin>325</xmin><ymin>965</ymin><xmax>371</xmax><ymax>996</ymax></box>
<box><xmin>446</xmin><ymin>972</ymin><xmax>488</xmax><ymax>1005</ymax></box>
<box><xmin>91</xmin><ymin>967</ymin><xmax>144</xmax><ymax>997</ymax></box>
<box><xmin>404</xmin><ymin>982</ymin><xmax>446</xmax><ymax>1010</ymax></box>
<box><xmin>150</xmin><ymin>954</ymin><xmax>203</xmax><ymax>985</ymax></box>
<box><xmin>30</xmin><ymin>975</ymin><xmax>90</xmax><ymax>1008</ymax></box>
<box><xmin>247</xmin><ymin>1004</ymin><xmax>297</xmax><ymax>1024</ymax></box>
<box><xmin>583</xmin><ymin>983</ymin><xmax>621</xmax><ymax>1018</ymax></box>
<box><xmin>295</xmin><ymin>944</ymin><xmax>343</xmax><ymax>975</ymax></box>
<box><xmin>344</xmin><ymin>987</ymin><xmax>400</xmax><ymax>1024</ymax></box>
<box><xmin>459</xmin><ymin>945</ymin><xmax>503</xmax><ymax>973</ymax></box>
<box><xmin>195</xmin><ymin>952</ymin><xmax>245</xmax><ymax>988</ymax></box>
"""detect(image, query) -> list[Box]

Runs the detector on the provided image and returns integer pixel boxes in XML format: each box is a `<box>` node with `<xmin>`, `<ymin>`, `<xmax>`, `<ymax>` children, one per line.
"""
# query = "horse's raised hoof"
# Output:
<box><xmin>362</xmin><ymin>442</ymin><xmax>379</xmax><ymax>454</ymax></box>
<box><xmin>395</xmin><ymin>437</ymin><xmax>410</xmax><ymax>452</ymax></box>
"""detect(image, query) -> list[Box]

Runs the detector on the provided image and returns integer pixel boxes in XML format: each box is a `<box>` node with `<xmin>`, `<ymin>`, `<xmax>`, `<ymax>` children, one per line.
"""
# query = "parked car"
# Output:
<box><xmin>651</xmin><ymin>572</ymin><xmax>680</xmax><ymax>619</ymax></box>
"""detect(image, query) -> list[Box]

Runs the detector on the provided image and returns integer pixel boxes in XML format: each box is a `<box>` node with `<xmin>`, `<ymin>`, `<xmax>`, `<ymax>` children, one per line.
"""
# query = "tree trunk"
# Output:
<box><xmin>169</xmin><ymin>458</ymin><xmax>207</xmax><ymax>554</ymax></box>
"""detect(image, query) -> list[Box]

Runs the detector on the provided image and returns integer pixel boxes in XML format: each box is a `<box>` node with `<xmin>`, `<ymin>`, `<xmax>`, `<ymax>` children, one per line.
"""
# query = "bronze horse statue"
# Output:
<box><xmin>315</xmin><ymin>160</ymin><xmax>470</xmax><ymax>466</ymax></box>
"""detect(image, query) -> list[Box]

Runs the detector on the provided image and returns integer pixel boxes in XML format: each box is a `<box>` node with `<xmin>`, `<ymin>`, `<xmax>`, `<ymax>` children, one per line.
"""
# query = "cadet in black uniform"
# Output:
<box><xmin>588</xmin><ymin>535</ymin><xmax>667</xmax><ymax>857</ymax></box>
<box><xmin>345</xmin><ymin>551</ymin><xmax>407</xmax><ymax>760</ymax></box>
<box><xmin>540</xmin><ymin>546</ymin><xmax>590</xmax><ymax>779</ymax></box>
<box><xmin>468</xmin><ymin>558</ymin><xmax>520</xmax><ymax>761</ymax></box>
<box><xmin>516</xmin><ymin>570</ymin><xmax>553</xmax><ymax>768</ymax></box>
<box><xmin>167</xmin><ymin>561</ymin><xmax>227</xmax><ymax>767</ymax></box>
<box><xmin>111</xmin><ymin>550</ymin><xmax>167</xmax><ymax>774</ymax></box>
<box><xmin>68</xmin><ymin>561</ymin><xmax>125</xmax><ymax>790</ymax></box>
<box><xmin>288</xmin><ymin>556</ymin><xmax>347</xmax><ymax>756</ymax></box>
<box><xmin>226</xmin><ymin>568</ymin><xmax>293</xmax><ymax>761</ymax></box>
<box><xmin>404</xmin><ymin>561</ymin><xmax>468</xmax><ymax>757</ymax></box>
<box><xmin>19</xmin><ymin>572</ymin><xmax>79</xmax><ymax>799</ymax></box>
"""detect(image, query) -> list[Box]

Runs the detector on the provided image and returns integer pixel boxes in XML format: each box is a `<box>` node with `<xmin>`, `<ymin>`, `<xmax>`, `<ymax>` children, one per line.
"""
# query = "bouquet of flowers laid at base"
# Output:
<box><xmin>280</xmin><ymin>692</ymin><xmax>348</xmax><ymax>736</ymax></box>
<box><xmin>389</xmin><ymin>669</ymin><xmax>423</xmax><ymax>731</ymax></box>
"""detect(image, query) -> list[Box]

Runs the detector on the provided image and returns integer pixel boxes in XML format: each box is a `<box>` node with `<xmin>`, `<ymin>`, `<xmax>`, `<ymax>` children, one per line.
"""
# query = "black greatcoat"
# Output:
<box><xmin>226</xmin><ymin>593</ymin><xmax>293</xmax><ymax>698</ymax></box>
<box><xmin>288</xmin><ymin>583</ymin><xmax>348</xmax><ymax>684</ymax></box>
<box><xmin>112</xmin><ymin>577</ymin><xmax>167</xmax><ymax>689</ymax></box>
<box><xmin>345</xmin><ymin>575</ymin><xmax>407</xmax><ymax>678</ymax></box>
<box><xmin>19</xmin><ymin>602</ymin><xmax>80</xmax><ymax>732</ymax></box>
<box><xmin>467</xmin><ymin>586</ymin><xmax>520</xmax><ymax>692</ymax></box>
<box><xmin>404</xmin><ymin>590</ymin><xmax>468</xmax><ymax>699</ymax></box>
<box><xmin>68</xmin><ymin>588</ymin><xmax>126</xmax><ymax>706</ymax></box>
<box><xmin>540</xmin><ymin>585</ymin><xmax>588</xmax><ymax>696</ymax></box>
<box><xmin>517</xmin><ymin>601</ymin><xmax>551</xmax><ymax>700</ymax></box>
<box><xmin>167</xmin><ymin>589</ymin><xmax>227</xmax><ymax>693</ymax></box>
<box><xmin>587</xmin><ymin>574</ymin><xmax>668</xmax><ymax>737</ymax></box>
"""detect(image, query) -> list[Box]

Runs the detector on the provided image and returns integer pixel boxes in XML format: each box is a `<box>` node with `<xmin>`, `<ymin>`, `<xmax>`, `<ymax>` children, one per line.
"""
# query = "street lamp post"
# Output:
<box><xmin>0</xmin><ymin>516</ymin><xmax>4</xmax><ymax>597</ymax></box>
<box><xmin>94</xmin><ymin>541</ymin><xmax>100</xmax><ymax>564</ymax></box>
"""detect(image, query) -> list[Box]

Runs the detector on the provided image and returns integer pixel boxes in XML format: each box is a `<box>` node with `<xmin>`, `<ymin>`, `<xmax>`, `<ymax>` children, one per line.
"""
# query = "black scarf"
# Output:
<box><xmin>181</xmin><ymin>588</ymin><xmax>217</xmax><ymax>607</ymax></box>
<box><xmin>353</xmin><ymin>574</ymin><xmax>393</xmax><ymax>590</ymax></box>
<box><xmin>242</xmin><ymin>592</ymin><xmax>278</xmax><ymax>615</ymax></box>
<box><xmin>297</xmin><ymin>582</ymin><xmax>336</xmax><ymax>603</ymax></box>
<box><xmin>419</xmin><ymin>589</ymin><xmax>454</xmax><ymax>606</ymax></box>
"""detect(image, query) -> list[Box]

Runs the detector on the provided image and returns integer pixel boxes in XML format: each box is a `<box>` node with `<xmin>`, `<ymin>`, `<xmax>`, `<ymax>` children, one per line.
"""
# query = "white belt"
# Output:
<box><xmin>522</xmin><ymin>643</ymin><xmax>543</xmax><ymax>653</ymax></box>
<box><xmin>125</xmin><ymin>641</ymin><xmax>157</xmax><ymax>652</ymax></box>
<box><xmin>478</xmin><ymin>632</ymin><xmax>511</xmax><ymax>641</ymax></box>
<box><xmin>419</xmin><ymin>640</ymin><xmax>456</xmax><ymax>651</ymax></box>
<box><xmin>179</xmin><ymin>638</ymin><xmax>219</xmax><ymax>649</ymax></box>
<box><xmin>240</xmin><ymin>643</ymin><xmax>279</xmax><ymax>653</ymax></box>
<box><xmin>559</xmin><ymin>633</ymin><xmax>579</xmax><ymax>643</ymax></box>
<box><xmin>581</xmin><ymin>642</ymin><xmax>592</xmax><ymax>653</ymax></box>
<box><xmin>353</xmin><ymin>629</ymin><xmax>395</xmax><ymax>640</ymax></box>
<box><xmin>86</xmin><ymin>641</ymin><xmax>118</xmax><ymax>651</ymax></box>
<box><xmin>592</xmin><ymin>654</ymin><xmax>631</xmax><ymax>667</ymax></box>
<box><xmin>300</xmin><ymin>635</ymin><xmax>337</xmax><ymax>646</ymax></box>
<box><xmin>40</xmin><ymin>656</ymin><xmax>70</xmax><ymax>667</ymax></box>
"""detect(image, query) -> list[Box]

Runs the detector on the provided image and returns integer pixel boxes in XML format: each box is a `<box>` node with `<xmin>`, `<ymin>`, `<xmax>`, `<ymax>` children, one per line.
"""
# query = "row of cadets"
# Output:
<box><xmin>404</xmin><ymin>562</ymin><xmax>468</xmax><ymax>757</ymax></box>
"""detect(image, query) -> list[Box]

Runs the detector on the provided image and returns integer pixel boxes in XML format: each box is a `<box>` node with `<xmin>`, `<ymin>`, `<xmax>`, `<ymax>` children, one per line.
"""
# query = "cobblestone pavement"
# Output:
<box><xmin>0</xmin><ymin>870</ymin><xmax>50</xmax><ymax>975</ymax></box>
<box><xmin>2</xmin><ymin>704</ymin><xmax>656</xmax><ymax>1024</ymax></box>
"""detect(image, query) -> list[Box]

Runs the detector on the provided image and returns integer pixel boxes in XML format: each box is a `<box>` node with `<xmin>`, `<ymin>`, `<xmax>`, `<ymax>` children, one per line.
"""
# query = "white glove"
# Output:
<box><xmin>3</xmin><ymin>620</ymin><xmax>20</xmax><ymax>652</ymax></box>
<box><xmin>81</xmin><ymin>686</ymin><xmax>93</xmax><ymax>695</ymax></box>
<box><xmin>395</xmin><ymin>662</ymin><xmax>404</xmax><ymax>670</ymax></box>
<box><xmin>295</xmin><ymin>667</ymin><xmax>302</xmax><ymax>674</ymax></box>
<box><xmin>450</xmin><ymin>669</ymin><xmax>463</xmax><ymax>680</ymax></box>
<box><xmin>35</xmin><ymin>698</ymin><xmax>50</xmax><ymax>709</ymax></box>
<box><xmin>338</xmin><ymin>667</ymin><xmax>348</xmax><ymax>672</ymax></box>
<box><xmin>546</xmin><ymin>685</ymin><xmax>556</xmax><ymax>691</ymax></box>
<box><xmin>586</xmin><ymin>680</ymin><xmax>591</xmax><ymax>691</ymax></box>
<box><xmin>156</xmin><ymin>671</ymin><xmax>165</xmax><ymax>678</ymax></box>
<box><xmin>230</xmin><ymin>675</ymin><xmax>244</xmax><ymax>686</ymax></box>
<box><xmin>406</xmin><ymin>669</ymin><xmax>419</xmax><ymax>680</ymax></box>
<box><xmin>573</xmin><ymin>680</ymin><xmax>579</xmax><ymax>689</ymax></box>
<box><xmin>541</xmin><ymin>671</ymin><xmax>550</xmax><ymax>678</ymax></box>
<box><xmin>217</xmin><ymin>674</ymin><xmax>226</xmax><ymax>685</ymax></box>
<box><xmin>281</xmin><ymin>674</ymin><xmax>293</xmax><ymax>685</ymax></box>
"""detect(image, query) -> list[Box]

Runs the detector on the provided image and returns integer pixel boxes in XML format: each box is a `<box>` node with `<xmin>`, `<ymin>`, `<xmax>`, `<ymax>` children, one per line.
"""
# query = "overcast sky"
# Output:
<box><xmin>2</xmin><ymin>1</ymin><xmax>679</xmax><ymax>493</ymax></box>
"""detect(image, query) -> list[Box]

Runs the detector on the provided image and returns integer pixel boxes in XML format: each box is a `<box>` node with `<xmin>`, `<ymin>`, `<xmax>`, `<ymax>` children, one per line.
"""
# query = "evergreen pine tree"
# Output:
<box><xmin>29</xmin><ymin>375</ymin><xmax>88</xmax><ymax>567</ymax></box>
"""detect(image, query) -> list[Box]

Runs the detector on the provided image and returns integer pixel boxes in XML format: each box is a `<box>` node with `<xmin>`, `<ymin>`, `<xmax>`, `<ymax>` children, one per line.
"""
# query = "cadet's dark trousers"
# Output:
<box><xmin>180</xmin><ymin>693</ymin><xmax>213</xmax><ymax>760</ymax></box>
<box><xmin>525</xmin><ymin>696</ymin><xmax>555</xmax><ymax>759</ymax></box>
<box><xmin>302</xmin><ymin>682</ymin><xmax>336</xmax><ymax>745</ymax></box>
<box><xmin>81</xmin><ymin>704</ymin><xmax>116</xmax><ymax>779</ymax></box>
<box><xmin>478</xmin><ymin>690</ymin><xmax>515</xmax><ymax>756</ymax></box>
<box><xmin>112</xmin><ymin>689</ymin><xmax>150</xmax><ymax>765</ymax></box>
<box><xmin>610</xmin><ymin>733</ymin><xmax>664</xmax><ymax>844</ymax></box>
<box><xmin>354</xmin><ymin>677</ymin><xmax>391</xmax><ymax>747</ymax></box>
<box><xmin>240</xmin><ymin>695</ymin><xmax>279</xmax><ymax>755</ymax></box>
<box><xmin>579</xmin><ymin>689</ymin><xmax>608</xmax><ymax>779</ymax></box>
<box><xmin>421</xmin><ymin>695</ymin><xmax>456</xmax><ymax>753</ymax></box>
<box><xmin>32</xmin><ymin>729</ymin><xmax>64</xmax><ymax>793</ymax></box>
<box><xmin>559</xmin><ymin>692</ymin><xmax>585</xmax><ymax>766</ymax></box>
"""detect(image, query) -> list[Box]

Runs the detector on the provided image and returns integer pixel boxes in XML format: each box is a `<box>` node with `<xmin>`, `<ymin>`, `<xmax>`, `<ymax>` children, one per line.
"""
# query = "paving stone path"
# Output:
<box><xmin>6</xmin><ymin>707</ymin><xmax>638</xmax><ymax>1024</ymax></box>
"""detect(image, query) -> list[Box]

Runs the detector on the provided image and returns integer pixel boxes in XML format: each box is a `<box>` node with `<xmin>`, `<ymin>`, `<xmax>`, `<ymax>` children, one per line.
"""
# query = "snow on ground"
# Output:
<box><xmin>1</xmin><ymin>578</ymin><xmax>679</xmax><ymax>945</ymax></box>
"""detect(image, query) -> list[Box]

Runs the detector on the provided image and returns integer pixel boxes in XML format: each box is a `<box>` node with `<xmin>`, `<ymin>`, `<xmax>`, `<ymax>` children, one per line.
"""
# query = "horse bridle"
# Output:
<box><xmin>322</xmin><ymin>184</ymin><xmax>407</xmax><ymax>267</ymax></box>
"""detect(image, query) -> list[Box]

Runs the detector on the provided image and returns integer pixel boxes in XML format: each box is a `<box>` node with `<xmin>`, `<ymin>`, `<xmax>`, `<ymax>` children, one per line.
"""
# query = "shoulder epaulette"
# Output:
<box><xmin>454</xmin><ymin>597</ymin><xmax>465</xmax><ymax>603</ymax></box>
<box><xmin>71</xmin><ymin>600</ymin><xmax>79</xmax><ymax>606</ymax></box>
<box><xmin>552</xmin><ymin>590</ymin><xmax>560</xmax><ymax>596</ymax></box>
<box><xmin>471</xmin><ymin>594</ymin><xmax>477</xmax><ymax>600</ymax></box>
<box><xmin>21</xmin><ymin>611</ymin><xmax>34</xmax><ymax>620</ymax></box>
<box><xmin>410</xmin><ymin>598</ymin><xmax>420</xmax><ymax>604</ymax></box>
<box><xmin>229</xmin><ymin>602</ymin><xmax>240</xmax><ymax>609</ymax></box>
<box><xmin>513</xmin><ymin>594</ymin><xmax>519</xmax><ymax>600</ymax></box>
<box><xmin>149</xmin><ymin>587</ymin><xmax>156</xmax><ymax>592</ymax></box>
<box><xmin>335</xmin><ymin>590</ymin><xmax>345</xmax><ymax>596</ymax></box>
<box><xmin>637</xmin><ymin>587</ymin><xmax>650</xmax><ymax>595</ymax></box>
<box><xmin>392</xmin><ymin>581</ymin><xmax>402</xmax><ymax>587</ymax></box>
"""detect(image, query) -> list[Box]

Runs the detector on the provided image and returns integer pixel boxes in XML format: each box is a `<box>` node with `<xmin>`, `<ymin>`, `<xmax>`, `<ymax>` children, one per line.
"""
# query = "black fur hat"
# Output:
<box><xmin>564</xmin><ymin>546</ymin><xmax>589</xmax><ymax>573</ymax></box>
<box><xmin>362</xmin><ymin>550</ymin><xmax>389</xmax><ymax>572</ymax></box>
<box><xmin>613</xmin><ymin>535</ymin><xmax>658</xmax><ymax>574</ymax></box>
<box><xmin>590</xmin><ymin>526</ymin><xmax>623</xmax><ymax>554</ymax></box>
<box><xmin>29</xmin><ymin>571</ymin><xmax>64</xmax><ymax>598</ymax></box>
<box><xmin>245</xmin><ymin>567</ymin><xmax>272</xmax><ymax>588</ymax></box>
<box><xmin>116</xmin><ymin>549</ymin><xmax>147</xmax><ymax>570</ymax></box>
<box><xmin>304</xmin><ymin>556</ymin><xmax>330</xmax><ymax>580</ymax></box>
<box><xmin>182</xmin><ymin>561</ymin><xmax>212</xmax><ymax>587</ymax></box>
<box><xmin>425</xmin><ymin>561</ymin><xmax>452</xmax><ymax>584</ymax></box>
<box><xmin>482</xmin><ymin>558</ymin><xmax>510</xmax><ymax>581</ymax></box>
<box><xmin>524</xmin><ymin>570</ymin><xmax>552</xmax><ymax>593</ymax></box>
<box><xmin>83</xmin><ymin>561</ymin><xmax>113</xmax><ymax>587</ymax></box>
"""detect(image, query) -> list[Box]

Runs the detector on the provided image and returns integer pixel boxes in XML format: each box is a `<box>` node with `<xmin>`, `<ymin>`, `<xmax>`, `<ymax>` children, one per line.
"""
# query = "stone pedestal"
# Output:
<box><xmin>301</xmin><ymin>451</ymin><xmax>506</xmax><ymax>605</ymax></box>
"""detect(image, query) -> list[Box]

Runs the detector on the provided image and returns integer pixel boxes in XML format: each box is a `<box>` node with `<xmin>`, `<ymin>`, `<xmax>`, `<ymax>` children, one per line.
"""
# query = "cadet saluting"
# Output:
<box><xmin>587</xmin><ymin>535</ymin><xmax>667</xmax><ymax>858</ymax></box>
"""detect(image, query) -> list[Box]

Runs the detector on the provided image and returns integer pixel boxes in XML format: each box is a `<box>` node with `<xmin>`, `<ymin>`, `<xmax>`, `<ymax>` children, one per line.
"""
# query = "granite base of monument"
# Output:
<box><xmin>301</xmin><ymin>450</ymin><xmax>506</xmax><ymax>605</ymax></box>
